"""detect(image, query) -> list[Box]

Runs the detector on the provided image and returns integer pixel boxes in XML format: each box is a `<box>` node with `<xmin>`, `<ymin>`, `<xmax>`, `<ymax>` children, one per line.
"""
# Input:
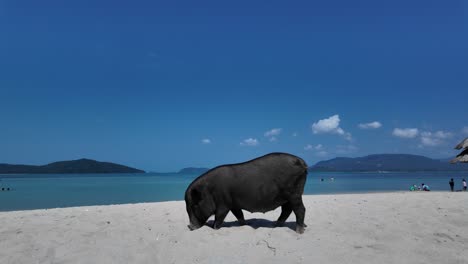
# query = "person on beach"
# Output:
<box><xmin>421</xmin><ymin>183</ymin><xmax>431</xmax><ymax>192</ymax></box>
<box><xmin>463</xmin><ymin>179</ymin><xmax>467</xmax><ymax>191</ymax></box>
<box><xmin>449</xmin><ymin>178</ymin><xmax>455</xmax><ymax>192</ymax></box>
<box><xmin>422</xmin><ymin>183</ymin><xmax>430</xmax><ymax>191</ymax></box>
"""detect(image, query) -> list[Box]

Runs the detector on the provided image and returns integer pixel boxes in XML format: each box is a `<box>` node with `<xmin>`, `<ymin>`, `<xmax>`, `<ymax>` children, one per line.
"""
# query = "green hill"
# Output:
<box><xmin>0</xmin><ymin>159</ymin><xmax>145</xmax><ymax>174</ymax></box>
<box><xmin>310</xmin><ymin>154</ymin><xmax>468</xmax><ymax>172</ymax></box>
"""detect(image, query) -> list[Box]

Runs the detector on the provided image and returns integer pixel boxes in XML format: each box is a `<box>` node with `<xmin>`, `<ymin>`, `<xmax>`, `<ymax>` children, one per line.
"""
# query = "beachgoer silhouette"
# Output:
<box><xmin>449</xmin><ymin>178</ymin><xmax>455</xmax><ymax>192</ymax></box>
<box><xmin>463</xmin><ymin>179</ymin><xmax>467</xmax><ymax>191</ymax></box>
<box><xmin>422</xmin><ymin>183</ymin><xmax>430</xmax><ymax>191</ymax></box>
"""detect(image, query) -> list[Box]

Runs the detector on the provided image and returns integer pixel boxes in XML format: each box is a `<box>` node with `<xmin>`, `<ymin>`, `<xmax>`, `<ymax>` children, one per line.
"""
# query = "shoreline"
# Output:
<box><xmin>0</xmin><ymin>190</ymin><xmax>453</xmax><ymax>213</ymax></box>
<box><xmin>1</xmin><ymin>192</ymin><xmax>467</xmax><ymax>263</ymax></box>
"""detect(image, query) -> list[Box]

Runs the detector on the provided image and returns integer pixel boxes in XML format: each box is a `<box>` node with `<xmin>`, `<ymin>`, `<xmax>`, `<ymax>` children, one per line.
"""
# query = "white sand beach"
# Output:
<box><xmin>1</xmin><ymin>192</ymin><xmax>467</xmax><ymax>264</ymax></box>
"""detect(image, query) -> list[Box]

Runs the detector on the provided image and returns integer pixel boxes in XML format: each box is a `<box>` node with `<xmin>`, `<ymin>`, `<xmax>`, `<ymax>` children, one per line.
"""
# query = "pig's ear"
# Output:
<box><xmin>191</xmin><ymin>188</ymin><xmax>202</xmax><ymax>204</ymax></box>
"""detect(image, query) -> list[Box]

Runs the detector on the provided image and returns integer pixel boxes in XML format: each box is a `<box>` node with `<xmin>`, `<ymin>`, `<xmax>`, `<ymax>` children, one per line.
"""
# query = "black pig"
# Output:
<box><xmin>185</xmin><ymin>153</ymin><xmax>308</xmax><ymax>234</ymax></box>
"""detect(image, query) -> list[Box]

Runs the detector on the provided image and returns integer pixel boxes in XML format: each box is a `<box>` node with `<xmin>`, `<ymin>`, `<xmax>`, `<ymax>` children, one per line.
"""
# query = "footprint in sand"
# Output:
<box><xmin>434</xmin><ymin>233</ymin><xmax>455</xmax><ymax>242</ymax></box>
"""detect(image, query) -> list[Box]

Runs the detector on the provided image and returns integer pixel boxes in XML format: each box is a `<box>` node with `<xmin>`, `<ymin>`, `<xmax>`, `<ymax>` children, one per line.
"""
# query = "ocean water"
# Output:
<box><xmin>0</xmin><ymin>172</ymin><xmax>466</xmax><ymax>212</ymax></box>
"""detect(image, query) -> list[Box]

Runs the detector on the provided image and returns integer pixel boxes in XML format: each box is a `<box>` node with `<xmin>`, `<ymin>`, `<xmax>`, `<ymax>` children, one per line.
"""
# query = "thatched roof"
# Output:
<box><xmin>451</xmin><ymin>138</ymin><xmax>468</xmax><ymax>163</ymax></box>
<box><xmin>451</xmin><ymin>149</ymin><xmax>468</xmax><ymax>163</ymax></box>
<box><xmin>455</xmin><ymin>137</ymin><xmax>468</xmax><ymax>150</ymax></box>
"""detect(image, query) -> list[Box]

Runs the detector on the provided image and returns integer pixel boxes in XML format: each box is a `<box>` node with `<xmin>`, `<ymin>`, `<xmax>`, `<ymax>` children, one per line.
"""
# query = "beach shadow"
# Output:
<box><xmin>206</xmin><ymin>218</ymin><xmax>296</xmax><ymax>232</ymax></box>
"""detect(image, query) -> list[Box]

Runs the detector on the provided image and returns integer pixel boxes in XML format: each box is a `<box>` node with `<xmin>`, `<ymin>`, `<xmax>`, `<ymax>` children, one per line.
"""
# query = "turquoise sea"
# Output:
<box><xmin>0</xmin><ymin>172</ymin><xmax>467</xmax><ymax>212</ymax></box>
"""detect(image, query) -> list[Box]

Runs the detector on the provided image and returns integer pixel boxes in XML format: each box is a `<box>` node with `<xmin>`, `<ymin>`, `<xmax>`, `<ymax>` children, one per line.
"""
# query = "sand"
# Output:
<box><xmin>1</xmin><ymin>192</ymin><xmax>467</xmax><ymax>264</ymax></box>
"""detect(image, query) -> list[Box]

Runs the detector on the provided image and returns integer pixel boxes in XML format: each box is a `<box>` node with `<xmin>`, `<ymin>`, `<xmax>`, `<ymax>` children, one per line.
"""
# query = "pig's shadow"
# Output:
<box><xmin>206</xmin><ymin>218</ymin><xmax>296</xmax><ymax>231</ymax></box>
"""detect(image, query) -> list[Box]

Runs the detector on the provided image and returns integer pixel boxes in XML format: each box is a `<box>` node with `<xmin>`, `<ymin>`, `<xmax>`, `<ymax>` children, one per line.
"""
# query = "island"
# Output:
<box><xmin>309</xmin><ymin>154</ymin><xmax>468</xmax><ymax>172</ymax></box>
<box><xmin>0</xmin><ymin>159</ymin><xmax>145</xmax><ymax>174</ymax></box>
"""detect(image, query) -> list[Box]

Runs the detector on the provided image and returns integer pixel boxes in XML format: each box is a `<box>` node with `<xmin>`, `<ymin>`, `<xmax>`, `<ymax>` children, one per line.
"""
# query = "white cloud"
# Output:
<box><xmin>312</xmin><ymin>115</ymin><xmax>341</xmax><ymax>134</ymax></box>
<box><xmin>358</xmin><ymin>121</ymin><xmax>382</xmax><ymax>129</ymax></box>
<box><xmin>344</xmin><ymin>132</ymin><xmax>353</xmax><ymax>141</ymax></box>
<box><xmin>463</xmin><ymin>127</ymin><xmax>468</xmax><ymax>135</ymax></box>
<box><xmin>312</xmin><ymin>115</ymin><xmax>352</xmax><ymax>140</ymax></box>
<box><xmin>392</xmin><ymin>128</ymin><xmax>419</xmax><ymax>138</ymax></box>
<box><xmin>264</xmin><ymin>128</ymin><xmax>282</xmax><ymax>137</ymax></box>
<box><xmin>420</xmin><ymin>134</ymin><xmax>440</xmax><ymax>147</ymax></box>
<box><xmin>419</xmin><ymin>130</ymin><xmax>453</xmax><ymax>147</ymax></box>
<box><xmin>433</xmin><ymin>131</ymin><xmax>453</xmax><ymax>139</ymax></box>
<box><xmin>240</xmin><ymin>138</ymin><xmax>259</xmax><ymax>146</ymax></box>
<box><xmin>304</xmin><ymin>144</ymin><xmax>327</xmax><ymax>157</ymax></box>
<box><xmin>264</xmin><ymin>128</ymin><xmax>282</xmax><ymax>142</ymax></box>
<box><xmin>316</xmin><ymin>151</ymin><xmax>329</xmax><ymax>157</ymax></box>
<box><xmin>304</xmin><ymin>144</ymin><xmax>324</xmax><ymax>151</ymax></box>
<box><xmin>292</xmin><ymin>132</ymin><xmax>298</xmax><ymax>137</ymax></box>
<box><xmin>201</xmin><ymin>139</ymin><xmax>211</xmax><ymax>144</ymax></box>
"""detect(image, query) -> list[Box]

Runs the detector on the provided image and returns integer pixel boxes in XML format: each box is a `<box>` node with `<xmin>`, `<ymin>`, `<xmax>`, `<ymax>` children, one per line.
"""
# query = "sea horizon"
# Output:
<box><xmin>1</xmin><ymin>171</ymin><xmax>467</xmax><ymax>212</ymax></box>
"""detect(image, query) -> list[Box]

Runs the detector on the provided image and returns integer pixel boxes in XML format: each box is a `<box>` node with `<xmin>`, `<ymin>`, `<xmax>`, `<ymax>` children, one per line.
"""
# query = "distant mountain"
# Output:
<box><xmin>309</xmin><ymin>154</ymin><xmax>468</xmax><ymax>172</ymax></box>
<box><xmin>0</xmin><ymin>159</ymin><xmax>145</xmax><ymax>174</ymax></box>
<box><xmin>177</xmin><ymin>167</ymin><xmax>210</xmax><ymax>175</ymax></box>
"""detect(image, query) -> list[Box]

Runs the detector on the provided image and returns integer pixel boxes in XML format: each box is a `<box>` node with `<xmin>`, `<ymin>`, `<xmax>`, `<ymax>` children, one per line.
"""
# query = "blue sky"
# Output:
<box><xmin>1</xmin><ymin>0</ymin><xmax>467</xmax><ymax>171</ymax></box>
